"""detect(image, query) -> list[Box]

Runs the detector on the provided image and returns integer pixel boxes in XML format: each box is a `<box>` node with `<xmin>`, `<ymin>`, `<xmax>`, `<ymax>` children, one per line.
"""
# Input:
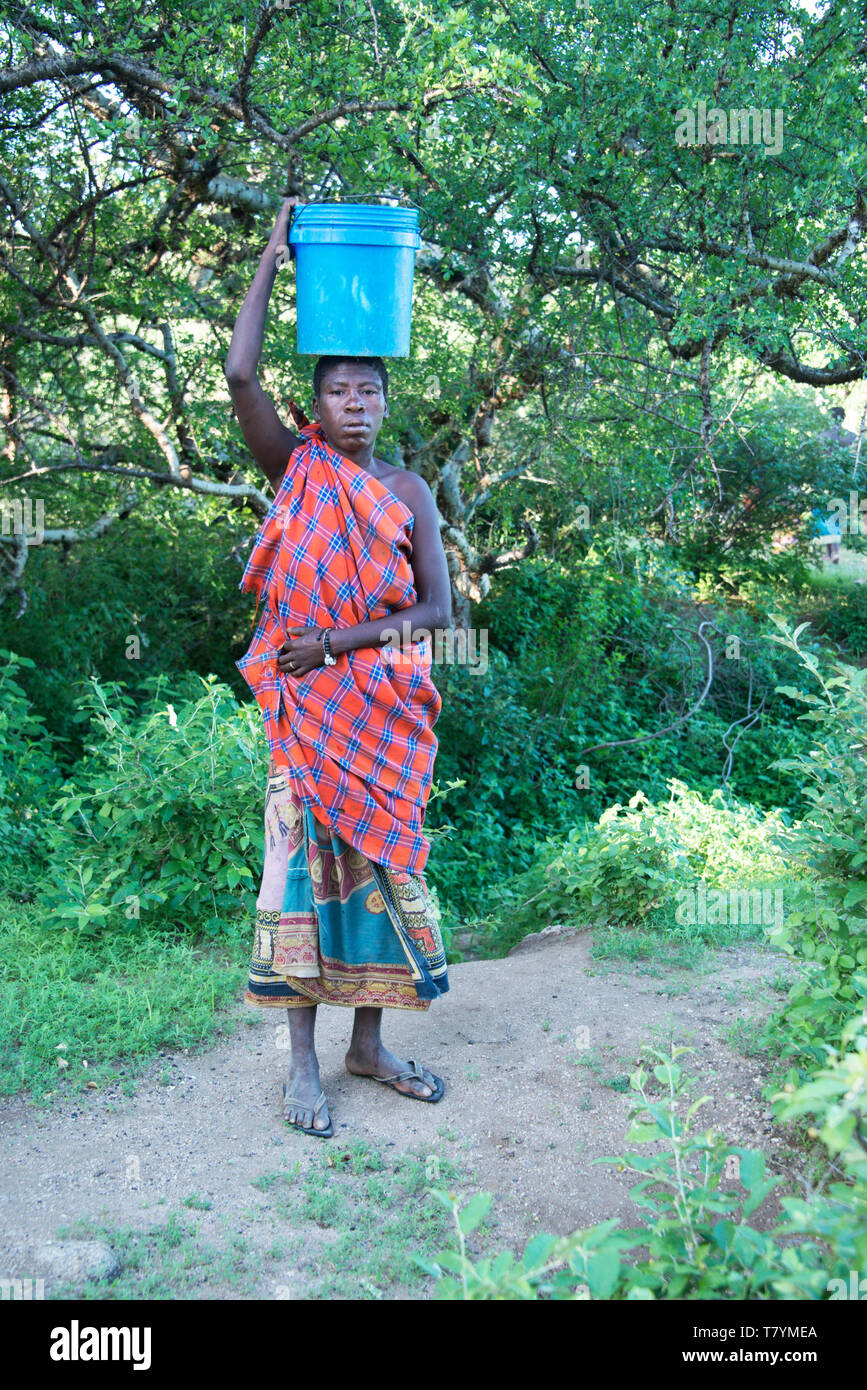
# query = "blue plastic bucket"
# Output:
<box><xmin>289</xmin><ymin>203</ymin><xmax>421</xmax><ymax>358</ymax></box>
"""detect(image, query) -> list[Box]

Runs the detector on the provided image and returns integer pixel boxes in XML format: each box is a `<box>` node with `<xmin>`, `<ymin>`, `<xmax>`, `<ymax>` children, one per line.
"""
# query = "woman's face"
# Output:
<box><xmin>313</xmin><ymin>363</ymin><xmax>388</xmax><ymax>455</ymax></box>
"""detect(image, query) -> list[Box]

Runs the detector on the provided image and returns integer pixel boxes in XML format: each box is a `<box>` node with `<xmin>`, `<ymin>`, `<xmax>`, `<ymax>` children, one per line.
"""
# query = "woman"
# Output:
<box><xmin>224</xmin><ymin>199</ymin><xmax>452</xmax><ymax>1138</ymax></box>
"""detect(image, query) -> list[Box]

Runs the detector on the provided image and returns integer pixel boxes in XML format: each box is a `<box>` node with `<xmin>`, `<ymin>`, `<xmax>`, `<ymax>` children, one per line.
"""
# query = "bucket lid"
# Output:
<box><xmin>290</xmin><ymin>202</ymin><xmax>420</xmax><ymax>247</ymax></box>
<box><xmin>292</xmin><ymin>202</ymin><xmax>418</xmax><ymax>229</ymax></box>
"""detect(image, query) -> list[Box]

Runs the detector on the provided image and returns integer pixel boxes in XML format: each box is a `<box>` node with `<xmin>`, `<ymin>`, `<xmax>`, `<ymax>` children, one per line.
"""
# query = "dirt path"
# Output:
<box><xmin>0</xmin><ymin>930</ymin><xmax>801</xmax><ymax>1298</ymax></box>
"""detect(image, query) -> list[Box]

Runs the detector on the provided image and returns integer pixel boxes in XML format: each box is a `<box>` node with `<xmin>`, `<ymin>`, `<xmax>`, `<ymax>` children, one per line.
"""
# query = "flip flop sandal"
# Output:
<box><xmin>367</xmin><ymin>1059</ymin><xmax>445</xmax><ymax>1103</ymax></box>
<box><xmin>281</xmin><ymin>1083</ymin><xmax>334</xmax><ymax>1138</ymax></box>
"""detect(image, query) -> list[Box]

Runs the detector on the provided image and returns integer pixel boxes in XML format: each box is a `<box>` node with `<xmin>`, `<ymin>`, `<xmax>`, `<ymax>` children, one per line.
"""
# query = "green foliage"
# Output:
<box><xmin>423</xmin><ymin>1043</ymin><xmax>866</xmax><ymax>1300</ymax></box>
<box><xmin>0</xmin><ymin>894</ymin><xmax>245</xmax><ymax>1100</ymax></box>
<box><xmin>547</xmin><ymin>792</ymin><xmax>694</xmax><ymax>927</ymax></box>
<box><xmin>429</xmin><ymin>549</ymin><xmax>817</xmax><ymax>928</ymax></box>
<box><xmin>428</xmin><ymin>628</ymin><xmax>867</xmax><ymax>1300</ymax></box>
<box><xmin>0</xmin><ymin>652</ymin><xmax>61</xmax><ymax>866</ymax></box>
<box><xmin>757</xmin><ymin>619</ymin><xmax>867</xmax><ymax>1072</ymax></box>
<box><xmin>37</xmin><ymin>674</ymin><xmax>266</xmax><ymax>936</ymax></box>
<box><xmin>465</xmin><ymin>779</ymin><xmax>787</xmax><ymax>956</ymax></box>
<box><xmin>774</xmin><ymin>1010</ymin><xmax>867</xmax><ymax>1189</ymax></box>
<box><xmin>802</xmin><ymin>570</ymin><xmax>867</xmax><ymax>659</ymax></box>
<box><xmin>670</xmin><ymin>390</ymin><xmax>856</xmax><ymax>571</ymax></box>
<box><xmin>5</xmin><ymin>508</ymin><xmax>256</xmax><ymax>758</ymax></box>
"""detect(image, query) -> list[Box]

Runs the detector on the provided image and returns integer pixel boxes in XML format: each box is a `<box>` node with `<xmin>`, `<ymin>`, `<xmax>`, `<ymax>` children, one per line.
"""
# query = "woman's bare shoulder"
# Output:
<box><xmin>371</xmin><ymin>462</ymin><xmax>431</xmax><ymax>514</ymax></box>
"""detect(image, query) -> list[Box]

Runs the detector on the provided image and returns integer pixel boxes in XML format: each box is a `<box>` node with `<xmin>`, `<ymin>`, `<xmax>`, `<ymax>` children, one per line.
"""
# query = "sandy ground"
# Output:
<box><xmin>0</xmin><ymin>928</ymin><xmax>802</xmax><ymax>1296</ymax></box>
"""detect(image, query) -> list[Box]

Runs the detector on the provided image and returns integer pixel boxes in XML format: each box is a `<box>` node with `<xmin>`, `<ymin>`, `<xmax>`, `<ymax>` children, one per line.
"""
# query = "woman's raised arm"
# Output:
<box><xmin>224</xmin><ymin>198</ymin><xmax>302</xmax><ymax>491</ymax></box>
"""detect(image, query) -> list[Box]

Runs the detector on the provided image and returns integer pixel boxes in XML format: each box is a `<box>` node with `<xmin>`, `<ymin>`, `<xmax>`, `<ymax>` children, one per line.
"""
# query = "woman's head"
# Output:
<box><xmin>312</xmin><ymin>356</ymin><xmax>389</xmax><ymax>455</ymax></box>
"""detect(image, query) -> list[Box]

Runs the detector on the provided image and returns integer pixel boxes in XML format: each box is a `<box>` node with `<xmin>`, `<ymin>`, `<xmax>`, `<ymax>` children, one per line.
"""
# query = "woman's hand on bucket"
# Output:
<box><xmin>275</xmin><ymin>195</ymin><xmax>302</xmax><ymax>233</ymax></box>
<box><xmin>278</xmin><ymin>625</ymin><xmax>327</xmax><ymax>677</ymax></box>
<box><xmin>270</xmin><ymin>197</ymin><xmax>303</xmax><ymax>267</ymax></box>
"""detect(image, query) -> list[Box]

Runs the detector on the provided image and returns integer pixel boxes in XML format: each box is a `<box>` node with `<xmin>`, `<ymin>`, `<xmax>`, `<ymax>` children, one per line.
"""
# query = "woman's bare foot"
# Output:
<box><xmin>344</xmin><ymin>1042</ymin><xmax>436</xmax><ymax>1098</ymax></box>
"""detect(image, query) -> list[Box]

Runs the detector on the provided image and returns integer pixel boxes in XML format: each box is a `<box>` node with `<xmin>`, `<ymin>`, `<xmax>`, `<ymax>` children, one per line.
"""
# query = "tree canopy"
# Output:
<box><xmin>1</xmin><ymin>0</ymin><xmax>865</xmax><ymax>620</ymax></box>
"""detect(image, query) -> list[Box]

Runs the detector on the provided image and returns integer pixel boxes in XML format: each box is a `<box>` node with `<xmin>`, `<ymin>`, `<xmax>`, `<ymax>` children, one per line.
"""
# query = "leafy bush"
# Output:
<box><xmin>0</xmin><ymin>652</ymin><xmax>61</xmax><ymax>869</ymax></box>
<box><xmin>669</xmin><ymin>389</ymin><xmax>854</xmax><ymax>572</ymax></box>
<box><xmin>805</xmin><ymin>573</ymin><xmax>867</xmax><ymax>659</ymax></box>
<box><xmin>775</xmin><ymin>1008</ymin><xmax>867</xmax><ymax>1189</ymax></box>
<box><xmin>4</xmin><ymin>502</ymin><xmax>256</xmax><ymax>759</ymax></box>
<box><xmin>428</xmin><ymin>549</ymin><xmax>817</xmax><ymax>927</ymax></box>
<box><xmin>764</xmin><ymin>618</ymin><xmax>867</xmax><ymax>1072</ymax></box>
<box><xmin>422</xmin><ymin>1041</ymin><xmax>867</xmax><ymax>1300</ymax></box>
<box><xmin>464</xmin><ymin>779</ymin><xmax>788</xmax><ymax>955</ymax></box>
<box><xmin>38</xmin><ymin>674</ymin><xmax>267</xmax><ymax>936</ymax></box>
<box><xmin>547</xmin><ymin>791</ymin><xmax>696</xmax><ymax>927</ymax></box>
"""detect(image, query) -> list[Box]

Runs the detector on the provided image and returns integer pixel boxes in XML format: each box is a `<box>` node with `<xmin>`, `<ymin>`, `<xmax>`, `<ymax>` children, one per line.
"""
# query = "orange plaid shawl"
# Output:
<box><xmin>236</xmin><ymin>422</ymin><xmax>442</xmax><ymax>875</ymax></box>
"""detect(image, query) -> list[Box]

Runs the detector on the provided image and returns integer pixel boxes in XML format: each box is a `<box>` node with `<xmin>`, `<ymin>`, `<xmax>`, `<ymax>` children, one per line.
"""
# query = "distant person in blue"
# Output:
<box><xmin>813</xmin><ymin>407</ymin><xmax>857</xmax><ymax>565</ymax></box>
<box><xmin>811</xmin><ymin>505</ymin><xmax>842</xmax><ymax>564</ymax></box>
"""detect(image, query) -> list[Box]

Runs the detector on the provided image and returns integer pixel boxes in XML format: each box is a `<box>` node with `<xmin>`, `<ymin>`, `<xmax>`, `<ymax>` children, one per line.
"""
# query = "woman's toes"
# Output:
<box><xmin>400</xmin><ymin>1075</ymin><xmax>431</xmax><ymax>1097</ymax></box>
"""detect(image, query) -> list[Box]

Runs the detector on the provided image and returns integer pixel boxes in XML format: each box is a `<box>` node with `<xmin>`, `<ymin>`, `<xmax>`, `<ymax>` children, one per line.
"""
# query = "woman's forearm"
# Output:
<box><xmin>224</xmin><ymin>248</ymin><xmax>279</xmax><ymax>382</ymax></box>
<box><xmin>225</xmin><ymin>199</ymin><xmax>297</xmax><ymax>382</ymax></box>
<box><xmin>329</xmin><ymin>602</ymin><xmax>449</xmax><ymax>657</ymax></box>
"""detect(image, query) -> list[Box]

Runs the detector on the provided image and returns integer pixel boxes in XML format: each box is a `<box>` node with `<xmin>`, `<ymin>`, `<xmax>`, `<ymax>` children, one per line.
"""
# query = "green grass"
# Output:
<box><xmin>249</xmin><ymin>1140</ymin><xmax>467</xmax><ymax>1299</ymax></box>
<box><xmin>50</xmin><ymin>1212</ymin><xmax>264</xmax><ymax>1300</ymax></box>
<box><xmin>46</xmin><ymin>1142</ymin><xmax>467</xmax><ymax>1300</ymax></box>
<box><xmin>570</xmin><ymin>1046</ymin><xmax>604</xmax><ymax>1074</ymax></box>
<box><xmin>590</xmin><ymin>914</ymin><xmax>709</xmax><ymax>969</ymax></box>
<box><xmin>801</xmin><ymin>552</ymin><xmax>867</xmax><ymax>656</ymax></box>
<box><xmin>0</xmin><ymin>894</ymin><xmax>246</xmax><ymax>1102</ymax></box>
<box><xmin>587</xmin><ymin>883</ymin><xmax>797</xmax><ymax>970</ymax></box>
<box><xmin>289</xmin><ymin>1144</ymin><xmax>466</xmax><ymax>1298</ymax></box>
<box><xmin>723</xmin><ymin>1015</ymin><xmax>781</xmax><ymax>1058</ymax></box>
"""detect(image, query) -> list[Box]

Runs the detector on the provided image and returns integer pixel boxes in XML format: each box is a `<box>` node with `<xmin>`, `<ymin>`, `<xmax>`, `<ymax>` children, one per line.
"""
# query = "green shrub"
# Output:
<box><xmin>669</xmin><ymin>389</ymin><xmax>853</xmax><ymax>572</ymax></box>
<box><xmin>763</xmin><ymin>618</ymin><xmax>867</xmax><ymax>1071</ymax></box>
<box><xmin>775</xmin><ymin>1008</ymin><xmax>867</xmax><ymax>1189</ymax></box>
<box><xmin>805</xmin><ymin>573</ymin><xmax>867</xmax><ymax>659</ymax></box>
<box><xmin>464</xmin><ymin>779</ymin><xmax>788</xmax><ymax>955</ymax></box>
<box><xmin>429</xmin><ymin>549</ymin><xmax>816</xmax><ymax>926</ymax></box>
<box><xmin>0</xmin><ymin>652</ymin><xmax>61</xmax><ymax>868</ymax></box>
<box><xmin>422</xmin><ymin>1041</ymin><xmax>866</xmax><ymax>1299</ymax></box>
<box><xmin>38</xmin><ymin>674</ymin><xmax>267</xmax><ymax>936</ymax></box>
<box><xmin>3</xmin><ymin>502</ymin><xmax>256</xmax><ymax>759</ymax></box>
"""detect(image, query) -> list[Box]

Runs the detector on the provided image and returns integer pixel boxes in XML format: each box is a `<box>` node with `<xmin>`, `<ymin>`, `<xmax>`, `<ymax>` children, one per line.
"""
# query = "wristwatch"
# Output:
<box><xmin>322</xmin><ymin>628</ymin><xmax>337</xmax><ymax>666</ymax></box>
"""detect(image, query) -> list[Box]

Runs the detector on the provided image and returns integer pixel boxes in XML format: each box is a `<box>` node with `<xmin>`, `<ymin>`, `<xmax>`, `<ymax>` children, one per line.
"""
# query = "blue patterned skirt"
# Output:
<box><xmin>246</xmin><ymin>762</ymin><xmax>449</xmax><ymax>1011</ymax></box>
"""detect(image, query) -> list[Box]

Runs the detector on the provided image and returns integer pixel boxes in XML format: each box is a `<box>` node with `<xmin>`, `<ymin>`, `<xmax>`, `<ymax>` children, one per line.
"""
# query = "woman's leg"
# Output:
<box><xmin>345</xmin><ymin>1006</ymin><xmax>435</xmax><ymax>1098</ymax></box>
<box><xmin>284</xmin><ymin>1004</ymin><xmax>331</xmax><ymax>1130</ymax></box>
